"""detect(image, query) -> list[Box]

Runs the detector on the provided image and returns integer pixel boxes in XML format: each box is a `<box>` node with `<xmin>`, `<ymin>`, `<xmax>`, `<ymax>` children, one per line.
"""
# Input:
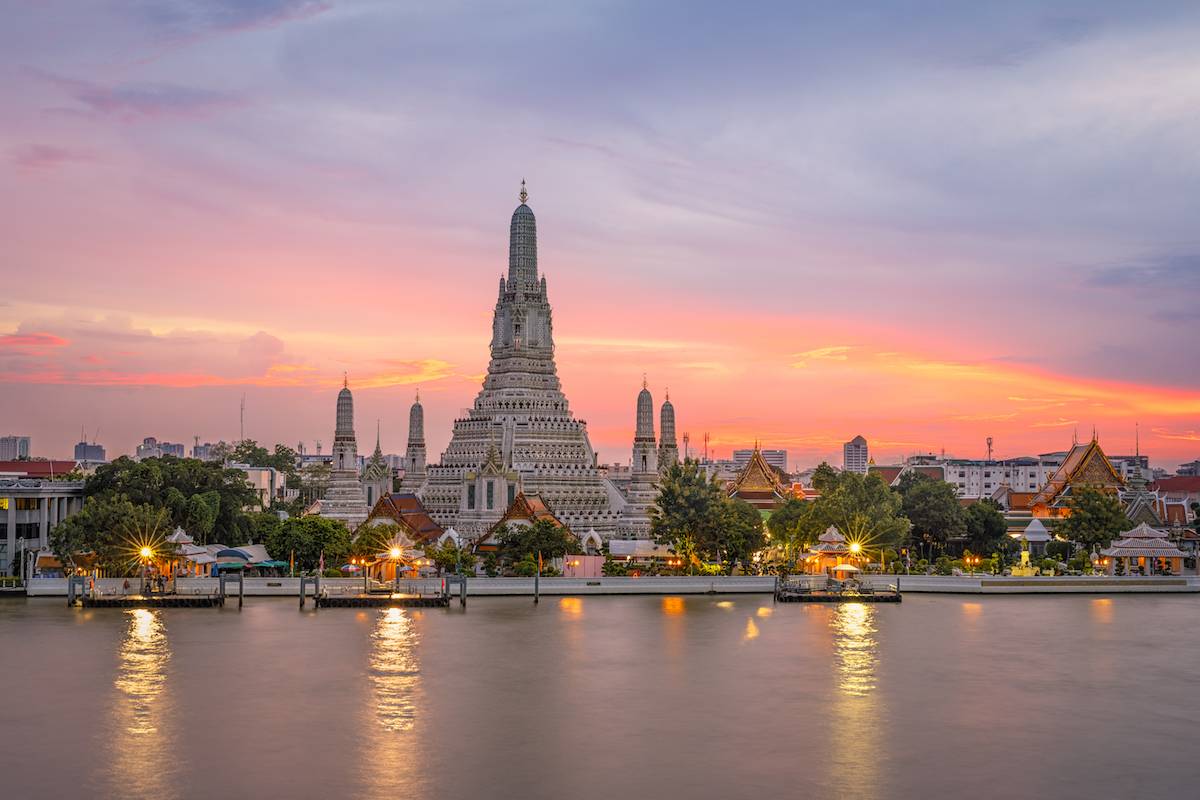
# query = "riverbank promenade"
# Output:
<box><xmin>17</xmin><ymin>574</ymin><xmax>1200</xmax><ymax>598</ymax></box>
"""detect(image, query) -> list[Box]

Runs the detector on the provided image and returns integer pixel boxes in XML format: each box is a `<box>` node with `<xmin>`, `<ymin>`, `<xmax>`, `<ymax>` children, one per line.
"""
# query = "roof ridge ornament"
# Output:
<box><xmin>519</xmin><ymin>178</ymin><xmax>528</xmax><ymax>205</ymax></box>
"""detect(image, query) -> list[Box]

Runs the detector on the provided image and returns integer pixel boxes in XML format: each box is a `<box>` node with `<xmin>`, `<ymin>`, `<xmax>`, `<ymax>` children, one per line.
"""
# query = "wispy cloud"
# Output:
<box><xmin>791</xmin><ymin>346</ymin><xmax>853</xmax><ymax>368</ymax></box>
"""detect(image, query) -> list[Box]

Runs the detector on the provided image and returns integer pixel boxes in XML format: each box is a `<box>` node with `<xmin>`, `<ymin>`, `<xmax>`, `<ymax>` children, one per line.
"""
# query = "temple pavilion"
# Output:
<box><xmin>728</xmin><ymin>446</ymin><xmax>789</xmax><ymax>511</ymax></box>
<box><xmin>801</xmin><ymin>526</ymin><xmax>861</xmax><ymax>575</ymax></box>
<box><xmin>1101</xmin><ymin>522</ymin><xmax>1187</xmax><ymax>576</ymax></box>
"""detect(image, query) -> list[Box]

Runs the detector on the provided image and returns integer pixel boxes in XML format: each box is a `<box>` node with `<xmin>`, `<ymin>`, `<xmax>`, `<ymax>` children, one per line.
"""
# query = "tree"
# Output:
<box><xmin>495</xmin><ymin>519</ymin><xmax>577</xmax><ymax>565</ymax></box>
<box><xmin>816</xmin><ymin>472</ymin><xmax>910</xmax><ymax>554</ymax></box>
<box><xmin>84</xmin><ymin>456</ymin><xmax>256</xmax><ymax>544</ymax></box>
<box><xmin>964</xmin><ymin>498</ymin><xmax>1008</xmax><ymax>554</ymax></box>
<box><xmin>423</xmin><ymin>539</ymin><xmax>475</xmax><ymax>576</ymax></box>
<box><xmin>765</xmin><ymin>496</ymin><xmax>815</xmax><ymax>570</ymax></box>
<box><xmin>717</xmin><ymin>498</ymin><xmax>767</xmax><ymax>574</ymax></box>
<box><xmin>650</xmin><ymin>458</ymin><xmax>727</xmax><ymax>571</ymax></box>
<box><xmin>901</xmin><ymin>478</ymin><xmax>966</xmax><ymax>554</ymax></box>
<box><xmin>263</xmin><ymin>516</ymin><xmax>351</xmax><ymax>572</ymax></box>
<box><xmin>810</xmin><ymin>462</ymin><xmax>840</xmax><ymax>494</ymax></box>
<box><xmin>50</xmin><ymin>495</ymin><xmax>177</xmax><ymax>575</ymax></box>
<box><xmin>1056</xmin><ymin>486</ymin><xmax>1127</xmax><ymax>548</ymax></box>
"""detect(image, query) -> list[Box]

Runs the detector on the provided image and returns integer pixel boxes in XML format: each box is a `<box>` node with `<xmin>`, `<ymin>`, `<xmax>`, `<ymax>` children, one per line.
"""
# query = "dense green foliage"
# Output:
<box><xmin>964</xmin><ymin>498</ymin><xmax>1008</xmax><ymax>554</ymax></box>
<box><xmin>422</xmin><ymin>538</ymin><xmax>476</xmax><ymax>576</ymax></box>
<box><xmin>85</xmin><ymin>455</ymin><xmax>258</xmax><ymax>544</ymax></box>
<box><xmin>896</xmin><ymin>473</ymin><xmax>966</xmax><ymax>551</ymax></box>
<box><xmin>50</xmin><ymin>497</ymin><xmax>177</xmax><ymax>574</ymax></box>
<box><xmin>1057</xmin><ymin>485</ymin><xmax>1128</xmax><ymax>548</ymax></box>
<box><xmin>494</xmin><ymin>519</ymin><xmax>577</xmax><ymax>565</ymax></box>
<box><xmin>263</xmin><ymin>515</ymin><xmax>352</xmax><ymax>572</ymax></box>
<box><xmin>651</xmin><ymin>459</ymin><xmax>767</xmax><ymax>573</ymax></box>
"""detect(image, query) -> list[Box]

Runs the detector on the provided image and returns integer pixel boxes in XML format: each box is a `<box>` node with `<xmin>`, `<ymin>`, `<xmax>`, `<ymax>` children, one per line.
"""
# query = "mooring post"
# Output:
<box><xmin>238</xmin><ymin>572</ymin><xmax>244</xmax><ymax>610</ymax></box>
<box><xmin>299</xmin><ymin>576</ymin><xmax>306</xmax><ymax>609</ymax></box>
<box><xmin>534</xmin><ymin>571</ymin><xmax>539</xmax><ymax>605</ymax></box>
<box><xmin>460</xmin><ymin>576</ymin><xmax>467</xmax><ymax>607</ymax></box>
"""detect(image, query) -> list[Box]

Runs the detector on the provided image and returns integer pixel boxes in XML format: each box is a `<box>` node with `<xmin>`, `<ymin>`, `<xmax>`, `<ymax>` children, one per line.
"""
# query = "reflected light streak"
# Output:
<box><xmin>744</xmin><ymin>618</ymin><xmax>760</xmax><ymax>641</ymax></box>
<box><xmin>756</xmin><ymin>606</ymin><xmax>773</xmax><ymax>618</ymax></box>
<box><xmin>369</xmin><ymin>608</ymin><xmax>421</xmax><ymax>733</ymax></box>
<box><xmin>1091</xmin><ymin>598</ymin><xmax>1113</xmax><ymax>624</ymax></box>
<box><xmin>832</xmin><ymin>603</ymin><xmax>877</xmax><ymax>698</ymax></box>
<box><xmin>661</xmin><ymin>596</ymin><xmax>685</xmax><ymax>616</ymax></box>
<box><xmin>109</xmin><ymin>609</ymin><xmax>175</xmax><ymax>800</ymax></box>
<box><xmin>828</xmin><ymin>603</ymin><xmax>881</xmax><ymax>798</ymax></box>
<box><xmin>559</xmin><ymin>597</ymin><xmax>583</xmax><ymax>617</ymax></box>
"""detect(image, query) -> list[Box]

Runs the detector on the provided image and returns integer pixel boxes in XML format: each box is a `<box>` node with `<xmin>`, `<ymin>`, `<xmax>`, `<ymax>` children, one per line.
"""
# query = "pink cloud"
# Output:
<box><xmin>0</xmin><ymin>332</ymin><xmax>69</xmax><ymax>348</ymax></box>
<box><xmin>11</xmin><ymin>144</ymin><xmax>94</xmax><ymax>171</ymax></box>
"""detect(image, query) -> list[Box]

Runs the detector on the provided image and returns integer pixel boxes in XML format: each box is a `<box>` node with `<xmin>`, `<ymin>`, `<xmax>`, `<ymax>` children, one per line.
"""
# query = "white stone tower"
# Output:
<box><xmin>619</xmin><ymin>379</ymin><xmax>659</xmax><ymax>538</ymax></box>
<box><xmin>320</xmin><ymin>375</ymin><xmax>369</xmax><ymax>528</ymax></box>
<box><xmin>400</xmin><ymin>389</ymin><xmax>427</xmax><ymax>489</ymax></box>
<box><xmin>658</xmin><ymin>390</ymin><xmax>679</xmax><ymax>471</ymax></box>
<box><xmin>419</xmin><ymin>183</ymin><xmax>621</xmax><ymax>538</ymax></box>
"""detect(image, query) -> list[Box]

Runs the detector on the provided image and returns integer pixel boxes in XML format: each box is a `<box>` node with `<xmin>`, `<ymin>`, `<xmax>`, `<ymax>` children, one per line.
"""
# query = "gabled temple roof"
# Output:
<box><xmin>730</xmin><ymin>447</ymin><xmax>787</xmax><ymax>497</ymax></box>
<box><xmin>1031</xmin><ymin>438</ymin><xmax>1123</xmax><ymax>508</ymax></box>
<box><xmin>364</xmin><ymin>492</ymin><xmax>444</xmax><ymax>544</ymax></box>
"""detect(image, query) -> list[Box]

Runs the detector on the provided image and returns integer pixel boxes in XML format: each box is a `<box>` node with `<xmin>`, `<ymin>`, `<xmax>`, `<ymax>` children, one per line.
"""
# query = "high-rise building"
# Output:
<box><xmin>135</xmin><ymin>437</ymin><xmax>185</xmax><ymax>460</ymax></box>
<box><xmin>0</xmin><ymin>436</ymin><xmax>31</xmax><ymax>460</ymax></box>
<box><xmin>733</xmin><ymin>448</ymin><xmax>788</xmax><ymax>473</ymax></box>
<box><xmin>843</xmin><ymin>436</ymin><xmax>868</xmax><ymax>474</ymax></box>
<box><xmin>419</xmin><ymin>183</ymin><xmax>621</xmax><ymax>539</ymax></box>
<box><xmin>73</xmin><ymin>441</ymin><xmax>107</xmax><ymax>464</ymax></box>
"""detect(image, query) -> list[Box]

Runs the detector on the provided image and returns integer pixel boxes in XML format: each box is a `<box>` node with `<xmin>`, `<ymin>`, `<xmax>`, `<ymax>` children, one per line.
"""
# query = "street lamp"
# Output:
<box><xmin>390</xmin><ymin>547</ymin><xmax>403</xmax><ymax>592</ymax></box>
<box><xmin>138</xmin><ymin>546</ymin><xmax>154</xmax><ymax>595</ymax></box>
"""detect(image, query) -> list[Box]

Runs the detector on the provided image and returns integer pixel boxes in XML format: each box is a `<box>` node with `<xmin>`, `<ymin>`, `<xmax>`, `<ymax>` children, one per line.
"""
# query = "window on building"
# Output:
<box><xmin>508</xmin><ymin>485</ymin><xmax>516</xmax><ymax>506</ymax></box>
<box><xmin>15</xmin><ymin>498</ymin><xmax>39</xmax><ymax>511</ymax></box>
<box><xmin>467</xmin><ymin>484</ymin><xmax>476</xmax><ymax>510</ymax></box>
<box><xmin>487</xmin><ymin>481</ymin><xmax>494</xmax><ymax>510</ymax></box>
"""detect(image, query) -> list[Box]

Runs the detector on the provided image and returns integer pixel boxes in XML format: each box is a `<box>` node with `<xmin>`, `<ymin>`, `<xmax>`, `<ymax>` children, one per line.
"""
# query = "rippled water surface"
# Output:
<box><xmin>3</xmin><ymin>594</ymin><xmax>1197</xmax><ymax>799</ymax></box>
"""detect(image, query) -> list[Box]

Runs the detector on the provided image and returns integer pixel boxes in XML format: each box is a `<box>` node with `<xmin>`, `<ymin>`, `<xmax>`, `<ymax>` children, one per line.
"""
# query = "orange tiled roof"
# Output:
<box><xmin>1030</xmin><ymin>439</ymin><xmax>1122</xmax><ymax>507</ymax></box>
<box><xmin>366</xmin><ymin>492</ymin><xmax>444</xmax><ymax>544</ymax></box>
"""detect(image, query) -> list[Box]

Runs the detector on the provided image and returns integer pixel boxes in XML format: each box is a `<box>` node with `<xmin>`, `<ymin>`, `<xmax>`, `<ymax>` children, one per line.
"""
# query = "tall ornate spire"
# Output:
<box><xmin>400</xmin><ymin>386</ymin><xmax>427</xmax><ymax>489</ymax></box>
<box><xmin>658</xmin><ymin>390</ymin><xmax>678</xmax><ymax>470</ymax></box>
<box><xmin>507</xmin><ymin>182</ymin><xmax>538</xmax><ymax>287</ymax></box>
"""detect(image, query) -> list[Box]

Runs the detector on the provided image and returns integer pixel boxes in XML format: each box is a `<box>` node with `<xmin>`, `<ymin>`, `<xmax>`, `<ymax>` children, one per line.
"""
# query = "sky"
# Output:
<box><xmin>1</xmin><ymin>0</ymin><xmax>1198</xmax><ymax>470</ymax></box>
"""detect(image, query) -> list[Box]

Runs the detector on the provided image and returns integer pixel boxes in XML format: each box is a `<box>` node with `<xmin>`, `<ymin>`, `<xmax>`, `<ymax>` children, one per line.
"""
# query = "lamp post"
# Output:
<box><xmin>139</xmin><ymin>546</ymin><xmax>153</xmax><ymax>595</ymax></box>
<box><xmin>390</xmin><ymin>547</ymin><xmax>402</xmax><ymax>593</ymax></box>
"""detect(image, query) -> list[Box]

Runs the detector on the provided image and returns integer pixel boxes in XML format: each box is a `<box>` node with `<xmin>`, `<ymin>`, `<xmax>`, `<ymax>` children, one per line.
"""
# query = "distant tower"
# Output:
<box><xmin>632</xmin><ymin>378</ymin><xmax>657</xmax><ymax>475</ymax></box>
<box><xmin>657</xmin><ymin>389</ymin><xmax>679</xmax><ymax>471</ymax></box>
<box><xmin>620</xmin><ymin>378</ymin><xmax>658</xmax><ymax>537</ymax></box>
<box><xmin>361</xmin><ymin>420</ymin><xmax>391</xmax><ymax>508</ymax></box>
<box><xmin>703</xmin><ymin>432</ymin><xmax>710</xmax><ymax>462</ymax></box>
<box><xmin>986</xmin><ymin>436</ymin><xmax>994</xmax><ymax>461</ymax></box>
<box><xmin>682</xmin><ymin>432</ymin><xmax>690</xmax><ymax>461</ymax></box>
<box><xmin>843</xmin><ymin>435</ymin><xmax>869</xmax><ymax>474</ymax></box>
<box><xmin>400</xmin><ymin>389</ymin><xmax>427</xmax><ymax>490</ymax></box>
<box><xmin>319</xmin><ymin>376</ymin><xmax>369</xmax><ymax>528</ymax></box>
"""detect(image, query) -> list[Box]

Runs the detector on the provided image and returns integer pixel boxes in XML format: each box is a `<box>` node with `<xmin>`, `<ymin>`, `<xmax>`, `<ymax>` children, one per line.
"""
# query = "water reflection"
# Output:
<box><xmin>832</xmin><ymin>603</ymin><xmax>877</xmax><ymax>697</ymax></box>
<box><xmin>744</xmin><ymin>618</ymin><xmax>760</xmax><ymax>641</ymax></box>
<box><xmin>828</xmin><ymin>603</ymin><xmax>881</xmax><ymax>799</ymax></box>
<box><xmin>368</xmin><ymin>608</ymin><xmax>421</xmax><ymax>733</ymax></box>
<box><xmin>661</xmin><ymin>596</ymin><xmax>685</xmax><ymax>616</ymax></box>
<box><xmin>559</xmin><ymin>597</ymin><xmax>583</xmax><ymax>617</ymax></box>
<box><xmin>109</xmin><ymin>609</ymin><xmax>175</xmax><ymax>799</ymax></box>
<box><xmin>1091</xmin><ymin>598</ymin><xmax>1113</xmax><ymax>624</ymax></box>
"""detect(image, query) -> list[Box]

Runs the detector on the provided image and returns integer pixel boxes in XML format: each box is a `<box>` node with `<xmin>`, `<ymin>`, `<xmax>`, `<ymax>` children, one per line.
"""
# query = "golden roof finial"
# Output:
<box><xmin>343</xmin><ymin>372</ymin><xmax>348</xmax><ymax>389</ymax></box>
<box><xmin>415</xmin><ymin>387</ymin><xmax>420</xmax><ymax>403</ymax></box>
<box><xmin>519</xmin><ymin>178</ymin><xmax>528</xmax><ymax>205</ymax></box>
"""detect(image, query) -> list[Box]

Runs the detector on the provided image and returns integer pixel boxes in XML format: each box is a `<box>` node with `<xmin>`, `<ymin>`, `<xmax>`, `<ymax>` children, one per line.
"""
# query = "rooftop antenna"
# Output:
<box><xmin>986</xmin><ymin>436</ymin><xmax>994</xmax><ymax>461</ymax></box>
<box><xmin>682</xmin><ymin>431</ymin><xmax>690</xmax><ymax>460</ymax></box>
<box><xmin>240</xmin><ymin>394</ymin><xmax>246</xmax><ymax>442</ymax></box>
<box><xmin>703</xmin><ymin>432</ymin><xmax>710</xmax><ymax>461</ymax></box>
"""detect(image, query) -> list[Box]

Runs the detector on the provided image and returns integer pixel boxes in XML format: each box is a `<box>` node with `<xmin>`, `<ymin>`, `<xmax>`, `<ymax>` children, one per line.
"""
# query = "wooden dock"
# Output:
<box><xmin>314</xmin><ymin>593</ymin><xmax>451</xmax><ymax>608</ymax></box>
<box><xmin>776</xmin><ymin>590</ymin><xmax>901</xmax><ymax>603</ymax></box>
<box><xmin>81</xmin><ymin>594</ymin><xmax>225</xmax><ymax>608</ymax></box>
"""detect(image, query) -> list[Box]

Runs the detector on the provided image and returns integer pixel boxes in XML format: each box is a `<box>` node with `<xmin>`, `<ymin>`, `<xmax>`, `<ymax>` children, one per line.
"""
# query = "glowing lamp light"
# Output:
<box><xmin>849</xmin><ymin>542</ymin><xmax>862</xmax><ymax>554</ymax></box>
<box><xmin>389</xmin><ymin>547</ymin><xmax>402</xmax><ymax>560</ymax></box>
<box><xmin>139</xmin><ymin>547</ymin><xmax>153</xmax><ymax>559</ymax></box>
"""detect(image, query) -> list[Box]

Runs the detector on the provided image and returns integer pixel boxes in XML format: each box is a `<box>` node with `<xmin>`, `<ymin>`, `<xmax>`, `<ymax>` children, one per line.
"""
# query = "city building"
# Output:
<box><xmin>316</xmin><ymin>377</ymin><xmax>370</xmax><ymax>528</ymax></box>
<box><xmin>732</xmin><ymin>448</ymin><xmax>787</xmax><ymax>473</ymax></box>
<box><xmin>843</xmin><ymin>435</ymin><xmax>868</xmax><ymax>474</ymax></box>
<box><xmin>73</xmin><ymin>440</ymin><xmax>107</xmax><ymax>465</ymax></box>
<box><xmin>230</xmin><ymin>464</ymin><xmax>282</xmax><ymax>509</ymax></box>
<box><xmin>1177</xmin><ymin>460</ymin><xmax>1200</xmax><ymax>477</ymax></box>
<box><xmin>0</xmin><ymin>460</ymin><xmax>79</xmax><ymax>479</ymax></box>
<box><xmin>2</xmin><ymin>477</ymin><xmax>86</xmax><ymax>576</ymax></box>
<box><xmin>135</xmin><ymin>437</ymin><xmax>185</xmax><ymax>460</ymax></box>
<box><xmin>0</xmin><ymin>436</ymin><xmax>32</xmax><ymax>461</ymax></box>
<box><xmin>419</xmin><ymin>184</ymin><xmax>622</xmax><ymax>539</ymax></box>
<box><xmin>192</xmin><ymin>441</ymin><xmax>226</xmax><ymax>461</ymax></box>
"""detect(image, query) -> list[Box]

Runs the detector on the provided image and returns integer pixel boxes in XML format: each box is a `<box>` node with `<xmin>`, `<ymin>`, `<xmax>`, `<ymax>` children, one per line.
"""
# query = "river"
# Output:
<box><xmin>2</xmin><ymin>594</ymin><xmax>1196</xmax><ymax>799</ymax></box>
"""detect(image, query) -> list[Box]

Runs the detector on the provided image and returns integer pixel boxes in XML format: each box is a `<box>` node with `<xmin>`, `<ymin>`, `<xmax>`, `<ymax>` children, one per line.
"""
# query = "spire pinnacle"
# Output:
<box><xmin>519</xmin><ymin>178</ymin><xmax>528</xmax><ymax>205</ymax></box>
<box><xmin>415</xmin><ymin>387</ymin><xmax>420</xmax><ymax>403</ymax></box>
<box><xmin>642</xmin><ymin>373</ymin><xmax>647</xmax><ymax>390</ymax></box>
<box><xmin>376</xmin><ymin>419</ymin><xmax>381</xmax><ymax>449</ymax></box>
<box><xmin>343</xmin><ymin>372</ymin><xmax>348</xmax><ymax>389</ymax></box>
<box><xmin>665</xmin><ymin>386</ymin><xmax>670</xmax><ymax>401</ymax></box>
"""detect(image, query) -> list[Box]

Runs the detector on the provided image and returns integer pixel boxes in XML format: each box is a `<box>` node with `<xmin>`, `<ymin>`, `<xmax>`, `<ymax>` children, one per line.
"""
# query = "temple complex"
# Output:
<box><xmin>418</xmin><ymin>184</ymin><xmax>623</xmax><ymax>539</ymax></box>
<box><xmin>399</xmin><ymin>390</ymin><xmax>427</xmax><ymax>489</ymax></box>
<box><xmin>318</xmin><ymin>377</ymin><xmax>370</xmax><ymax>528</ymax></box>
<box><xmin>361</xmin><ymin>423</ymin><xmax>391</xmax><ymax>508</ymax></box>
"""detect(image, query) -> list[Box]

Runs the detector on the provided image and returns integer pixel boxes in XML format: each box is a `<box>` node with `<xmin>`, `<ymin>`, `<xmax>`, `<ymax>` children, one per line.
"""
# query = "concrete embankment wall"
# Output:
<box><xmin>20</xmin><ymin>574</ymin><xmax>1200</xmax><ymax>597</ymax></box>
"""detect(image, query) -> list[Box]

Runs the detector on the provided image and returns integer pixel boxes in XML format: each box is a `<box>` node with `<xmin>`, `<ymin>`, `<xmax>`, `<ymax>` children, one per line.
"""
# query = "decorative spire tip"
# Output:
<box><xmin>343</xmin><ymin>372</ymin><xmax>348</xmax><ymax>389</ymax></box>
<box><xmin>519</xmin><ymin>179</ymin><xmax>528</xmax><ymax>205</ymax></box>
